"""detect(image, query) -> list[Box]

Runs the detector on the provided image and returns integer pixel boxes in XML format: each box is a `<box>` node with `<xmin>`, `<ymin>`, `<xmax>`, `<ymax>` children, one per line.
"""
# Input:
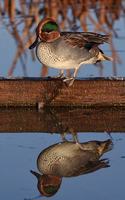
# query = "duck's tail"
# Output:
<box><xmin>97</xmin><ymin>50</ymin><xmax>113</xmax><ymax>62</ymax></box>
<box><xmin>102</xmin><ymin>53</ymin><xmax>113</xmax><ymax>61</ymax></box>
<box><xmin>97</xmin><ymin>139</ymin><xmax>113</xmax><ymax>156</ymax></box>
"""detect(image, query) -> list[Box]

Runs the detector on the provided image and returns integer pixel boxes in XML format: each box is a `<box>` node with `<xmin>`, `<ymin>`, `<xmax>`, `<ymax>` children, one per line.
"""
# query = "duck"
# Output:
<box><xmin>31</xmin><ymin>139</ymin><xmax>112</xmax><ymax>197</ymax></box>
<box><xmin>29</xmin><ymin>18</ymin><xmax>112</xmax><ymax>86</ymax></box>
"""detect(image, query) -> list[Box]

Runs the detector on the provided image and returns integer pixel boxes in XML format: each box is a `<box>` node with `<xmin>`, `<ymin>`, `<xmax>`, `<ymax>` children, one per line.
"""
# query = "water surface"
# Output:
<box><xmin>0</xmin><ymin>1</ymin><xmax>125</xmax><ymax>200</ymax></box>
<box><xmin>0</xmin><ymin>131</ymin><xmax>124</xmax><ymax>200</ymax></box>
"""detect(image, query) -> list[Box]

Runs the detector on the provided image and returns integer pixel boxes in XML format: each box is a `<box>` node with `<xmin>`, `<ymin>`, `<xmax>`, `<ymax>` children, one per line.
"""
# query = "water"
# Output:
<box><xmin>0</xmin><ymin>1</ymin><xmax>125</xmax><ymax>200</ymax></box>
<box><xmin>0</xmin><ymin>4</ymin><xmax>125</xmax><ymax>77</ymax></box>
<box><xmin>0</xmin><ymin>132</ymin><xmax>124</xmax><ymax>200</ymax></box>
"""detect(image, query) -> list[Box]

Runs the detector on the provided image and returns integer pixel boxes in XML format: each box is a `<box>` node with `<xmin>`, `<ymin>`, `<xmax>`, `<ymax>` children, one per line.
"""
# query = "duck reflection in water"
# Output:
<box><xmin>30</xmin><ymin>136</ymin><xmax>113</xmax><ymax>197</ymax></box>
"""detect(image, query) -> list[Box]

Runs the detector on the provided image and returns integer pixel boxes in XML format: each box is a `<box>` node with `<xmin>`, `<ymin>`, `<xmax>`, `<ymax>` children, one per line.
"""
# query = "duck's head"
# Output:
<box><xmin>30</xmin><ymin>170</ymin><xmax>62</xmax><ymax>197</ymax></box>
<box><xmin>29</xmin><ymin>18</ymin><xmax>60</xmax><ymax>49</ymax></box>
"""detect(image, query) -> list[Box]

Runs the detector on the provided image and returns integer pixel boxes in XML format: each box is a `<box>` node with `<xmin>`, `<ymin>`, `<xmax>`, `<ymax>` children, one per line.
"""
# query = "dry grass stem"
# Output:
<box><xmin>0</xmin><ymin>0</ymin><xmax>124</xmax><ymax>76</ymax></box>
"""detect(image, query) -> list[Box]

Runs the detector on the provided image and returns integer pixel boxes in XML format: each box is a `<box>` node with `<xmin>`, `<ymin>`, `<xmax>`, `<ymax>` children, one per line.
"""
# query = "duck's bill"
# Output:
<box><xmin>29</xmin><ymin>36</ymin><xmax>39</xmax><ymax>49</ymax></box>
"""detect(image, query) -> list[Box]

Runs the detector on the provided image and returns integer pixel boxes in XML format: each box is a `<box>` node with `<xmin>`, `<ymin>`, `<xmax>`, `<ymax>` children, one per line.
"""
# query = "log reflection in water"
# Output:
<box><xmin>1</xmin><ymin>107</ymin><xmax>125</xmax><ymax>133</ymax></box>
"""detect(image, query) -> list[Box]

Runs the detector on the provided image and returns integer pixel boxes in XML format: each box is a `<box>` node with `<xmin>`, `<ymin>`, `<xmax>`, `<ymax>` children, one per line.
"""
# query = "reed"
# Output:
<box><xmin>0</xmin><ymin>0</ymin><xmax>124</xmax><ymax>76</ymax></box>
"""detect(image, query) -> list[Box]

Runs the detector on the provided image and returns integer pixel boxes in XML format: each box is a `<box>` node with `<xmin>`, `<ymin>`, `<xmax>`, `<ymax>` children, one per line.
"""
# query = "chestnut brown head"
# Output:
<box><xmin>29</xmin><ymin>18</ymin><xmax>60</xmax><ymax>49</ymax></box>
<box><xmin>30</xmin><ymin>170</ymin><xmax>62</xmax><ymax>197</ymax></box>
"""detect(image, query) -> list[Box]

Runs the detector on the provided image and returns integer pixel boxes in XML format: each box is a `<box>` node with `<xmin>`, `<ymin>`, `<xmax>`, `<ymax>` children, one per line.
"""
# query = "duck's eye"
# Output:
<box><xmin>42</xmin><ymin>22</ymin><xmax>58</xmax><ymax>32</ymax></box>
<box><xmin>42</xmin><ymin>28</ymin><xmax>53</xmax><ymax>33</ymax></box>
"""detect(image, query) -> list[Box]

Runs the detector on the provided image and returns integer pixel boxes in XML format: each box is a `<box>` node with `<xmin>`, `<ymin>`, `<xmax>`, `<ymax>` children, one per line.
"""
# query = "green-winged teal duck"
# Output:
<box><xmin>29</xmin><ymin>18</ymin><xmax>112</xmax><ymax>86</ymax></box>
<box><xmin>31</xmin><ymin>139</ymin><xmax>112</xmax><ymax>197</ymax></box>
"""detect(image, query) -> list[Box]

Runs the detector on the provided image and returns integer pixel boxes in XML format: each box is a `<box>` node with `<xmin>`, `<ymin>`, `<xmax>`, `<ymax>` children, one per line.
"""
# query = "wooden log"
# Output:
<box><xmin>0</xmin><ymin>77</ymin><xmax>125</xmax><ymax>107</ymax></box>
<box><xmin>0</xmin><ymin>107</ymin><xmax>125</xmax><ymax>133</ymax></box>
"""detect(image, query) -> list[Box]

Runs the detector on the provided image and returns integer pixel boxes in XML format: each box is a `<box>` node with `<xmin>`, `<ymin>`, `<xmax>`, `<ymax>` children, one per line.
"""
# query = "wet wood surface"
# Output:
<box><xmin>0</xmin><ymin>77</ymin><xmax>125</xmax><ymax>107</ymax></box>
<box><xmin>0</xmin><ymin>107</ymin><xmax>125</xmax><ymax>133</ymax></box>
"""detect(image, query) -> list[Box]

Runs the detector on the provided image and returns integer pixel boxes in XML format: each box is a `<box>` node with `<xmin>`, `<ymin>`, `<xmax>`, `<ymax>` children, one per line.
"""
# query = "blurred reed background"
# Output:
<box><xmin>0</xmin><ymin>0</ymin><xmax>125</xmax><ymax>77</ymax></box>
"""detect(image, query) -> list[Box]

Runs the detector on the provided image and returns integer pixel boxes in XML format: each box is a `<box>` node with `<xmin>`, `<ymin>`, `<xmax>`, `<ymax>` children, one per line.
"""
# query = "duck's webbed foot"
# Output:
<box><xmin>63</xmin><ymin>77</ymin><xmax>75</xmax><ymax>86</ymax></box>
<box><xmin>63</xmin><ymin>67</ymin><xmax>79</xmax><ymax>86</ymax></box>
<box><xmin>69</xmin><ymin>129</ymin><xmax>85</xmax><ymax>150</ymax></box>
<box><xmin>55</xmin><ymin>69</ymin><xmax>65</xmax><ymax>79</ymax></box>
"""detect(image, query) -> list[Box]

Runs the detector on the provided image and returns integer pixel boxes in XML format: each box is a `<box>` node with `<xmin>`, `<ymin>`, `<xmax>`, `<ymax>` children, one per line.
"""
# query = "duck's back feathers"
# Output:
<box><xmin>60</xmin><ymin>32</ymin><xmax>111</xmax><ymax>49</ymax></box>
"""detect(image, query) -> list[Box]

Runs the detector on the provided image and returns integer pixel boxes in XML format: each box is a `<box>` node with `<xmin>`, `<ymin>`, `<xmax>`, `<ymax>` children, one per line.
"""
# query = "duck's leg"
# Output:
<box><xmin>53</xmin><ymin>69</ymin><xmax>64</xmax><ymax>79</ymax></box>
<box><xmin>59</xmin><ymin>69</ymin><xmax>64</xmax><ymax>78</ymax></box>
<box><xmin>105</xmin><ymin>131</ymin><xmax>114</xmax><ymax>141</ymax></box>
<box><xmin>55</xmin><ymin>69</ymin><xmax>65</xmax><ymax>78</ymax></box>
<box><xmin>61</xmin><ymin>131</ymin><xmax>68</xmax><ymax>142</ymax></box>
<box><xmin>63</xmin><ymin>67</ymin><xmax>79</xmax><ymax>86</ymax></box>
<box><xmin>70</xmin><ymin>128</ymin><xmax>85</xmax><ymax>150</ymax></box>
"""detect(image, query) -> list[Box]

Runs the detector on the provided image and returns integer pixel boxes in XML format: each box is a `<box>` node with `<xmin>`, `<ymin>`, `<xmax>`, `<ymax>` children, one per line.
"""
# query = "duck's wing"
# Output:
<box><xmin>71</xmin><ymin>159</ymin><xmax>110</xmax><ymax>177</ymax></box>
<box><xmin>60</xmin><ymin>32</ymin><xmax>111</xmax><ymax>49</ymax></box>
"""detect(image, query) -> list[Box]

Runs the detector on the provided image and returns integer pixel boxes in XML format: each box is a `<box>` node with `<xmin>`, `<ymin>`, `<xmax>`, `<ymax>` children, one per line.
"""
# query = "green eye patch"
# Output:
<box><xmin>42</xmin><ymin>22</ymin><xmax>58</xmax><ymax>32</ymax></box>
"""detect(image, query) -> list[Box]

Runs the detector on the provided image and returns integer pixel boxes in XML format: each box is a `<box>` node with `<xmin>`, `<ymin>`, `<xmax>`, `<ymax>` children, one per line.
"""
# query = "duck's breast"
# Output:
<box><xmin>36</xmin><ymin>38</ymin><xmax>96</xmax><ymax>69</ymax></box>
<box><xmin>37</xmin><ymin>142</ymin><xmax>97</xmax><ymax>177</ymax></box>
